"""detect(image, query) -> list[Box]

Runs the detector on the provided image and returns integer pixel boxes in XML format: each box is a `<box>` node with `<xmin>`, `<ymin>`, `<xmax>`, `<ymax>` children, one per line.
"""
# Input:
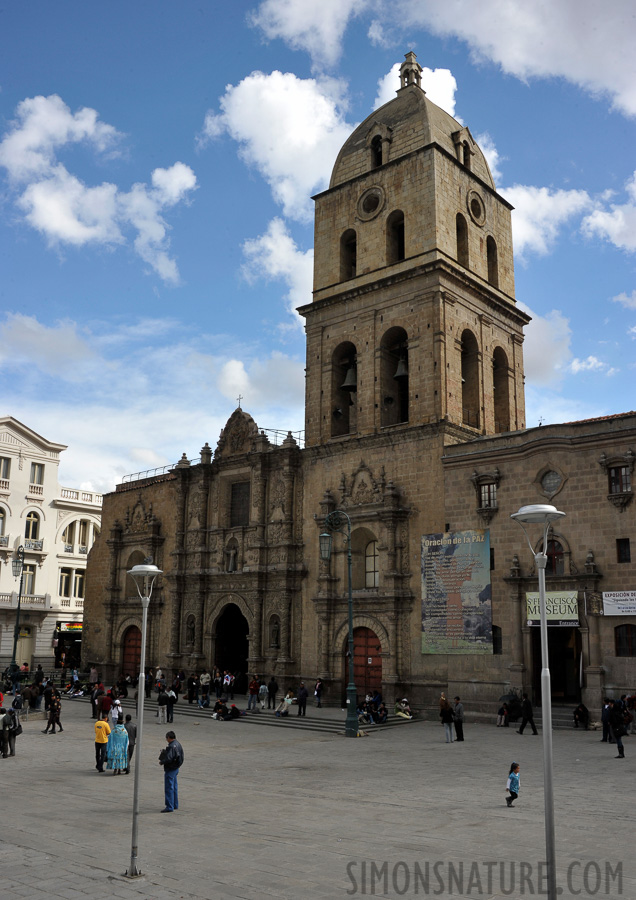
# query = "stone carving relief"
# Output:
<box><xmin>269</xmin><ymin>477</ymin><xmax>286</xmax><ymax>521</ymax></box>
<box><xmin>340</xmin><ymin>461</ymin><xmax>386</xmax><ymax>507</ymax></box>
<box><xmin>124</xmin><ymin>496</ymin><xmax>154</xmax><ymax>533</ymax></box>
<box><xmin>215</xmin><ymin>409</ymin><xmax>259</xmax><ymax>459</ymax></box>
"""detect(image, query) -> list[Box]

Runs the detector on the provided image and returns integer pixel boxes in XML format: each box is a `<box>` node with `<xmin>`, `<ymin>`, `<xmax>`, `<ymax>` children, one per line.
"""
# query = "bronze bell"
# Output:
<box><xmin>341</xmin><ymin>364</ymin><xmax>357</xmax><ymax>392</ymax></box>
<box><xmin>394</xmin><ymin>356</ymin><xmax>408</xmax><ymax>379</ymax></box>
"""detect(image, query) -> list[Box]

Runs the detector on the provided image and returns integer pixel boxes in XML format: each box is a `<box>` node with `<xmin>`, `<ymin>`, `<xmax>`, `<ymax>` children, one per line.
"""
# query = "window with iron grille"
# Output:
<box><xmin>365</xmin><ymin>541</ymin><xmax>379</xmax><ymax>588</ymax></box>
<box><xmin>617</xmin><ymin>538</ymin><xmax>631</xmax><ymax>564</ymax></box>
<box><xmin>230</xmin><ymin>482</ymin><xmax>250</xmax><ymax>527</ymax></box>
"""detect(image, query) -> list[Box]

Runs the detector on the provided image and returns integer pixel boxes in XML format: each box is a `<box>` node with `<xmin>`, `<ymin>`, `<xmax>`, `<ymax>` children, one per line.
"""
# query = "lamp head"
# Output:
<box><xmin>510</xmin><ymin>504</ymin><xmax>565</xmax><ymax>526</ymax></box>
<box><xmin>127</xmin><ymin>562</ymin><xmax>163</xmax><ymax>600</ymax></box>
<box><xmin>11</xmin><ymin>545</ymin><xmax>25</xmax><ymax>579</ymax></box>
<box><xmin>319</xmin><ymin>532</ymin><xmax>332</xmax><ymax>561</ymax></box>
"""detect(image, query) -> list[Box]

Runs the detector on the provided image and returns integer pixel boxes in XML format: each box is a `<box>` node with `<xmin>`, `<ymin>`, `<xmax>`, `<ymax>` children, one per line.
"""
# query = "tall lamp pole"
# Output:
<box><xmin>10</xmin><ymin>545</ymin><xmax>26</xmax><ymax>678</ymax></box>
<box><xmin>125</xmin><ymin>561</ymin><xmax>162</xmax><ymax>879</ymax></box>
<box><xmin>319</xmin><ymin>510</ymin><xmax>358</xmax><ymax>738</ymax></box>
<box><xmin>511</xmin><ymin>503</ymin><xmax>565</xmax><ymax>900</ymax></box>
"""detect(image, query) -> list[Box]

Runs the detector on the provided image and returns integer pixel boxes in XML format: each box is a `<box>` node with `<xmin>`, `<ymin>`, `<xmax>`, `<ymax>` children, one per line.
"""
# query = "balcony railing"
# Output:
<box><xmin>0</xmin><ymin>592</ymin><xmax>50</xmax><ymax>609</ymax></box>
<box><xmin>60</xmin><ymin>597</ymin><xmax>71</xmax><ymax>607</ymax></box>
<box><xmin>28</xmin><ymin>483</ymin><xmax>44</xmax><ymax>495</ymax></box>
<box><xmin>79</xmin><ymin>545</ymin><xmax>88</xmax><ymax>554</ymax></box>
<box><xmin>0</xmin><ymin>478</ymin><xmax>9</xmax><ymax>491</ymax></box>
<box><xmin>59</xmin><ymin>488</ymin><xmax>102</xmax><ymax>506</ymax></box>
<box><xmin>24</xmin><ymin>539</ymin><xmax>44</xmax><ymax>551</ymax></box>
<box><xmin>64</xmin><ymin>543</ymin><xmax>73</xmax><ymax>553</ymax></box>
<box><xmin>0</xmin><ymin>535</ymin><xmax>9</xmax><ymax>547</ymax></box>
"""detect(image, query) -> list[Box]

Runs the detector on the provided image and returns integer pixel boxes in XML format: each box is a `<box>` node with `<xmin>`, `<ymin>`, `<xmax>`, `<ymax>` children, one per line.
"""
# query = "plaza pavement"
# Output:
<box><xmin>1</xmin><ymin>698</ymin><xmax>633</xmax><ymax>900</ymax></box>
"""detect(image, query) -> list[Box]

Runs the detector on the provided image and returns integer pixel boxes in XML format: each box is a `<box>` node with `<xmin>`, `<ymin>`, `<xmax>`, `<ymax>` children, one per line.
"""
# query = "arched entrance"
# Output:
<box><xmin>350</xmin><ymin>626</ymin><xmax>382</xmax><ymax>698</ymax></box>
<box><xmin>122</xmin><ymin>625</ymin><xmax>141</xmax><ymax>676</ymax></box>
<box><xmin>215</xmin><ymin>604</ymin><xmax>249</xmax><ymax>679</ymax></box>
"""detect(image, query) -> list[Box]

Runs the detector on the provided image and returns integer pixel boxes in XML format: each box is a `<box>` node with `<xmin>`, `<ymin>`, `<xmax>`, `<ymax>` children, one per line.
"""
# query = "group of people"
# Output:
<box><xmin>439</xmin><ymin>694</ymin><xmax>464</xmax><ymax>742</ymax></box>
<box><xmin>94</xmin><ymin>711</ymin><xmax>136</xmax><ymax>774</ymax></box>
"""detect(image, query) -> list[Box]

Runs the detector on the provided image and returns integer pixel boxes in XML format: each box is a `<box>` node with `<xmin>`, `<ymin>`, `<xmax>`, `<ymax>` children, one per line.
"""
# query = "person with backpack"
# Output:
<box><xmin>0</xmin><ymin>706</ymin><xmax>21</xmax><ymax>757</ymax></box>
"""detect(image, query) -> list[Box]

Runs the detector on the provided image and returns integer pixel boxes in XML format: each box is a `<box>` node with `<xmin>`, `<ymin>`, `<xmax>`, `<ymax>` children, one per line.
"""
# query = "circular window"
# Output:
<box><xmin>467</xmin><ymin>190</ymin><xmax>486</xmax><ymax>226</ymax></box>
<box><xmin>541</xmin><ymin>470</ymin><xmax>562</xmax><ymax>495</ymax></box>
<box><xmin>357</xmin><ymin>186</ymin><xmax>385</xmax><ymax>221</ymax></box>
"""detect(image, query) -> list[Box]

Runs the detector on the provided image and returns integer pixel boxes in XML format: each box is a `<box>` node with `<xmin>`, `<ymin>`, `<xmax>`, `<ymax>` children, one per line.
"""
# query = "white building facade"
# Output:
<box><xmin>0</xmin><ymin>417</ymin><xmax>101</xmax><ymax>671</ymax></box>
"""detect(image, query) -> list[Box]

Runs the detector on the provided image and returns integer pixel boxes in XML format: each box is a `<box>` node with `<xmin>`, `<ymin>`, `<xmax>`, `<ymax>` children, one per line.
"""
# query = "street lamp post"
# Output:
<box><xmin>10</xmin><ymin>545</ymin><xmax>26</xmax><ymax>681</ymax></box>
<box><xmin>511</xmin><ymin>503</ymin><xmax>565</xmax><ymax>900</ymax></box>
<box><xmin>319</xmin><ymin>510</ymin><xmax>358</xmax><ymax>738</ymax></box>
<box><xmin>125</xmin><ymin>561</ymin><xmax>162</xmax><ymax>879</ymax></box>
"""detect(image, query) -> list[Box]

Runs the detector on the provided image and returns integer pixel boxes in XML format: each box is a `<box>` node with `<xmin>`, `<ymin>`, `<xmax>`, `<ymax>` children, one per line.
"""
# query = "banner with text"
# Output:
<box><xmin>526</xmin><ymin>591</ymin><xmax>579</xmax><ymax>626</ymax></box>
<box><xmin>603</xmin><ymin>591</ymin><xmax>636</xmax><ymax>616</ymax></box>
<box><xmin>421</xmin><ymin>530</ymin><xmax>492</xmax><ymax>654</ymax></box>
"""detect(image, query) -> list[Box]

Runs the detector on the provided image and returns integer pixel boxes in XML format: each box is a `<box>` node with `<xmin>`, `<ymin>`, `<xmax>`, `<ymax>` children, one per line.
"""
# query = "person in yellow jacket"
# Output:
<box><xmin>94</xmin><ymin>713</ymin><xmax>111</xmax><ymax>772</ymax></box>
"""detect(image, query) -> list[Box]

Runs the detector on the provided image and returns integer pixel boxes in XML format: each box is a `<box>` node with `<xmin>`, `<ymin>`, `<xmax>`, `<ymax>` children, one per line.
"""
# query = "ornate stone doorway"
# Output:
<box><xmin>121</xmin><ymin>625</ymin><xmax>141</xmax><ymax>676</ymax></box>
<box><xmin>351</xmin><ymin>626</ymin><xmax>382</xmax><ymax>698</ymax></box>
<box><xmin>215</xmin><ymin>603</ymin><xmax>249</xmax><ymax>678</ymax></box>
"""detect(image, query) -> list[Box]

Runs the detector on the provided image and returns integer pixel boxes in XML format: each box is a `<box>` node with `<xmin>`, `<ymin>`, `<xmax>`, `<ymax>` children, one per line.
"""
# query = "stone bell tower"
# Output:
<box><xmin>299</xmin><ymin>51</ymin><xmax>529</xmax><ymax>447</ymax></box>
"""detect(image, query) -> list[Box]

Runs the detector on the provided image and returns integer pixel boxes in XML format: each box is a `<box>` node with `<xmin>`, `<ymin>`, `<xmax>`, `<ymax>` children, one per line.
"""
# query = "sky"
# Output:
<box><xmin>1</xmin><ymin>1</ymin><xmax>636</xmax><ymax>493</ymax></box>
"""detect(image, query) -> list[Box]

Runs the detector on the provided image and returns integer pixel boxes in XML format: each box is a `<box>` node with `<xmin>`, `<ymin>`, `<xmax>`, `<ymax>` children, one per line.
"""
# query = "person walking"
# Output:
<box><xmin>453</xmin><ymin>696</ymin><xmax>465</xmax><ymax>741</ymax></box>
<box><xmin>267</xmin><ymin>676</ymin><xmax>278</xmax><ymax>710</ymax></box>
<box><xmin>199</xmin><ymin>669</ymin><xmax>211</xmax><ymax>708</ymax></box>
<box><xmin>166</xmin><ymin>687</ymin><xmax>177</xmax><ymax>723</ymax></box>
<box><xmin>159</xmin><ymin>731</ymin><xmax>184</xmax><ymax>812</ymax></box>
<box><xmin>124</xmin><ymin>714</ymin><xmax>136</xmax><ymax>774</ymax></box>
<box><xmin>94</xmin><ymin>713</ymin><xmax>111</xmax><ymax>772</ymax></box>
<box><xmin>297</xmin><ymin>682</ymin><xmax>308</xmax><ymax>717</ymax></box>
<box><xmin>608</xmin><ymin>699</ymin><xmax>626</xmax><ymax>759</ymax></box>
<box><xmin>600</xmin><ymin>699</ymin><xmax>612</xmax><ymax>742</ymax></box>
<box><xmin>258</xmin><ymin>679</ymin><xmax>268</xmax><ymax>709</ymax></box>
<box><xmin>314</xmin><ymin>678</ymin><xmax>323</xmax><ymax>708</ymax></box>
<box><xmin>107</xmin><ymin>717</ymin><xmax>129</xmax><ymax>775</ymax></box>
<box><xmin>5</xmin><ymin>706</ymin><xmax>21</xmax><ymax>756</ymax></box>
<box><xmin>42</xmin><ymin>689</ymin><xmax>63</xmax><ymax>734</ymax></box>
<box><xmin>0</xmin><ymin>707</ymin><xmax>12</xmax><ymax>757</ymax></box>
<box><xmin>517</xmin><ymin>693</ymin><xmax>538</xmax><ymax>735</ymax></box>
<box><xmin>440</xmin><ymin>698</ymin><xmax>455</xmax><ymax>743</ymax></box>
<box><xmin>505</xmin><ymin>761</ymin><xmax>521</xmax><ymax>807</ymax></box>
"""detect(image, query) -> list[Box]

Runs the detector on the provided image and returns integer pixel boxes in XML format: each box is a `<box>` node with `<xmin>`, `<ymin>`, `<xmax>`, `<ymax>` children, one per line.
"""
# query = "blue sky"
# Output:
<box><xmin>1</xmin><ymin>1</ymin><xmax>635</xmax><ymax>492</ymax></box>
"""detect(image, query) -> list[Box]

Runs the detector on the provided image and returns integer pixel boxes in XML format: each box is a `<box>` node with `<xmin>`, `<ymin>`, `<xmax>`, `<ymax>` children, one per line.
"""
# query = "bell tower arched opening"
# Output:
<box><xmin>461</xmin><ymin>329</ymin><xmax>480</xmax><ymax>429</ymax></box>
<box><xmin>380</xmin><ymin>326</ymin><xmax>409</xmax><ymax>427</ymax></box>
<box><xmin>331</xmin><ymin>341</ymin><xmax>358</xmax><ymax>437</ymax></box>
<box><xmin>493</xmin><ymin>346</ymin><xmax>510</xmax><ymax>433</ymax></box>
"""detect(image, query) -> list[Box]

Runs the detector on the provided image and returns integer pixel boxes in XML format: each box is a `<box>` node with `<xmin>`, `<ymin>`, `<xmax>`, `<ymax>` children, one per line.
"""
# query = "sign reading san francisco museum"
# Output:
<box><xmin>421</xmin><ymin>530</ymin><xmax>492</xmax><ymax>654</ymax></box>
<box><xmin>526</xmin><ymin>591</ymin><xmax>579</xmax><ymax>627</ymax></box>
<box><xmin>603</xmin><ymin>591</ymin><xmax>636</xmax><ymax>616</ymax></box>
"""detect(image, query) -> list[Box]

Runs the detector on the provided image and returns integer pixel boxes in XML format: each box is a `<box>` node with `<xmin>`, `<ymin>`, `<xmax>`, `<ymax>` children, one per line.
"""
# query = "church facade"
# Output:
<box><xmin>82</xmin><ymin>54</ymin><xmax>635</xmax><ymax>710</ymax></box>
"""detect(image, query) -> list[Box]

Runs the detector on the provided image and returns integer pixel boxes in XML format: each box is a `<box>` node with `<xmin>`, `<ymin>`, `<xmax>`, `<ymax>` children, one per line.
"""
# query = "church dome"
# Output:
<box><xmin>329</xmin><ymin>52</ymin><xmax>495</xmax><ymax>191</ymax></box>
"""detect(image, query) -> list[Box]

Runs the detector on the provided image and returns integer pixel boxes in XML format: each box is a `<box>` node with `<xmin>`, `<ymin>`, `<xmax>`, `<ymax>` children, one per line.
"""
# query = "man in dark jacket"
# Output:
<box><xmin>608</xmin><ymin>700</ymin><xmax>626</xmax><ymax>759</ymax></box>
<box><xmin>267</xmin><ymin>676</ymin><xmax>278</xmax><ymax>710</ymax></box>
<box><xmin>297</xmin><ymin>682</ymin><xmax>309</xmax><ymax>717</ymax></box>
<box><xmin>517</xmin><ymin>693</ymin><xmax>538</xmax><ymax>735</ymax></box>
<box><xmin>159</xmin><ymin>731</ymin><xmax>184</xmax><ymax>812</ymax></box>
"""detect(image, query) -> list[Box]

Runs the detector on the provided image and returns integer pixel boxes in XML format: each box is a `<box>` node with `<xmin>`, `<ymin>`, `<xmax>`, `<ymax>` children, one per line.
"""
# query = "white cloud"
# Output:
<box><xmin>0</xmin><ymin>311</ymin><xmax>306</xmax><ymax>493</ymax></box>
<box><xmin>0</xmin><ymin>95</ymin><xmax>196</xmax><ymax>282</ymax></box>
<box><xmin>374</xmin><ymin>64</ymin><xmax>459</xmax><ymax>118</ymax></box>
<box><xmin>519</xmin><ymin>302</ymin><xmax>572</xmax><ymax>387</ymax></box>
<box><xmin>569</xmin><ymin>355</ymin><xmax>617</xmax><ymax>376</ymax></box>
<box><xmin>199</xmin><ymin>70</ymin><xmax>352</xmax><ymax>222</ymax></box>
<box><xmin>250</xmin><ymin>1</ymin><xmax>636</xmax><ymax>117</ymax></box>
<box><xmin>611</xmin><ymin>290</ymin><xmax>636</xmax><ymax>310</ymax></box>
<box><xmin>242</xmin><ymin>218</ymin><xmax>313</xmax><ymax>320</ymax></box>
<box><xmin>249</xmin><ymin>0</ymin><xmax>369</xmax><ymax>70</ymax></box>
<box><xmin>582</xmin><ymin>173</ymin><xmax>636</xmax><ymax>252</ymax></box>
<box><xmin>505</xmin><ymin>185</ymin><xmax>592</xmax><ymax>258</ymax></box>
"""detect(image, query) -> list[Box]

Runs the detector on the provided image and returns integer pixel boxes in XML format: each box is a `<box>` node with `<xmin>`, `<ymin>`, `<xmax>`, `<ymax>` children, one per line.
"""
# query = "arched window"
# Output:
<box><xmin>365</xmin><ymin>541</ymin><xmax>379</xmax><ymax>588</ymax></box>
<box><xmin>545</xmin><ymin>540</ymin><xmax>565</xmax><ymax>575</ymax></box>
<box><xmin>331</xmin><ymin>342</ymin><xmax>358</xmax><ymax>438</ymax></box>
<box><xmin>0</xmin><ymin>507</ymin><xmax>5</xmax><ymax>536</ymax></box>
<box><xmin>25</xmin><ymin>511</ymin><xmax>39</xmax><ymax>540</ymax></box>
<box><xmin>351</xmin><ymin>527</ymin><xmax>378</xmax><ymax>589</ymax></box>
<box><xmin>487</xmin><ymin>235</ymin><xmax>498</xmax><ymax>287</ymax></box>
<box><xmin>615</xmin><ymin>624</ymin><xmax>636</xmax><ymax>656</ymax></box>
<box><xmin>461</xmin><ymin>329</ymin><xmax>480</xmax><ymax>428</ymax></box>
<box><xmin>492</xmin><ymin>347</ymin><xmax>510</xmax><ymax>433</ymax></box>
<box><xmin>370</xmin><ymin>135</ymin><xmax>383</xmax><ymax>169</ymax></box>
<box><xmin>125</xmin><ymin>550</ymin><xmax>146</xmax><ymax>598</ymax></box>
<box><xmin>340</xmin><ymin>229</ymin><xmax>357</xmax><ymax>281</ymax></box>
<box><xmin>386</xmin><ymin>210</ymin><xmax>405</xmax><ymax>264</ymax></box>
<box><xmin>456</xmin><ymin>213</ymin><xmax>469</xmax><ymax>268</ymax></box>
<box><xmin>462</xmin><ymin>140</ymin><xmax>471</xmax><ymax>170</ymax></box>
<box><xmin>380</xmin><ymin>326</ymin><xmax>409</xmax><ymax>427</ymax></box>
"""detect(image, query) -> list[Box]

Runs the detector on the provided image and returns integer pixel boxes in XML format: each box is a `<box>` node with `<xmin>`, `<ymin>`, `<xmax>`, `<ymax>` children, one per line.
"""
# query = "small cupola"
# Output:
<box><xmin>399</xmin><ymin>51</ymin><xmax>424</xmax><ymax>91</ymax></box>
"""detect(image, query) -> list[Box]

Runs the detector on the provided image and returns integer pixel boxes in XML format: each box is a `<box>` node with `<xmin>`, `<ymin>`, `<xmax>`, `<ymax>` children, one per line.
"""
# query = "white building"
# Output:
<box><xmin>0</xmin><ymin>417</ymin><xmax>101</xmax><ymax>671</ymax></box>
